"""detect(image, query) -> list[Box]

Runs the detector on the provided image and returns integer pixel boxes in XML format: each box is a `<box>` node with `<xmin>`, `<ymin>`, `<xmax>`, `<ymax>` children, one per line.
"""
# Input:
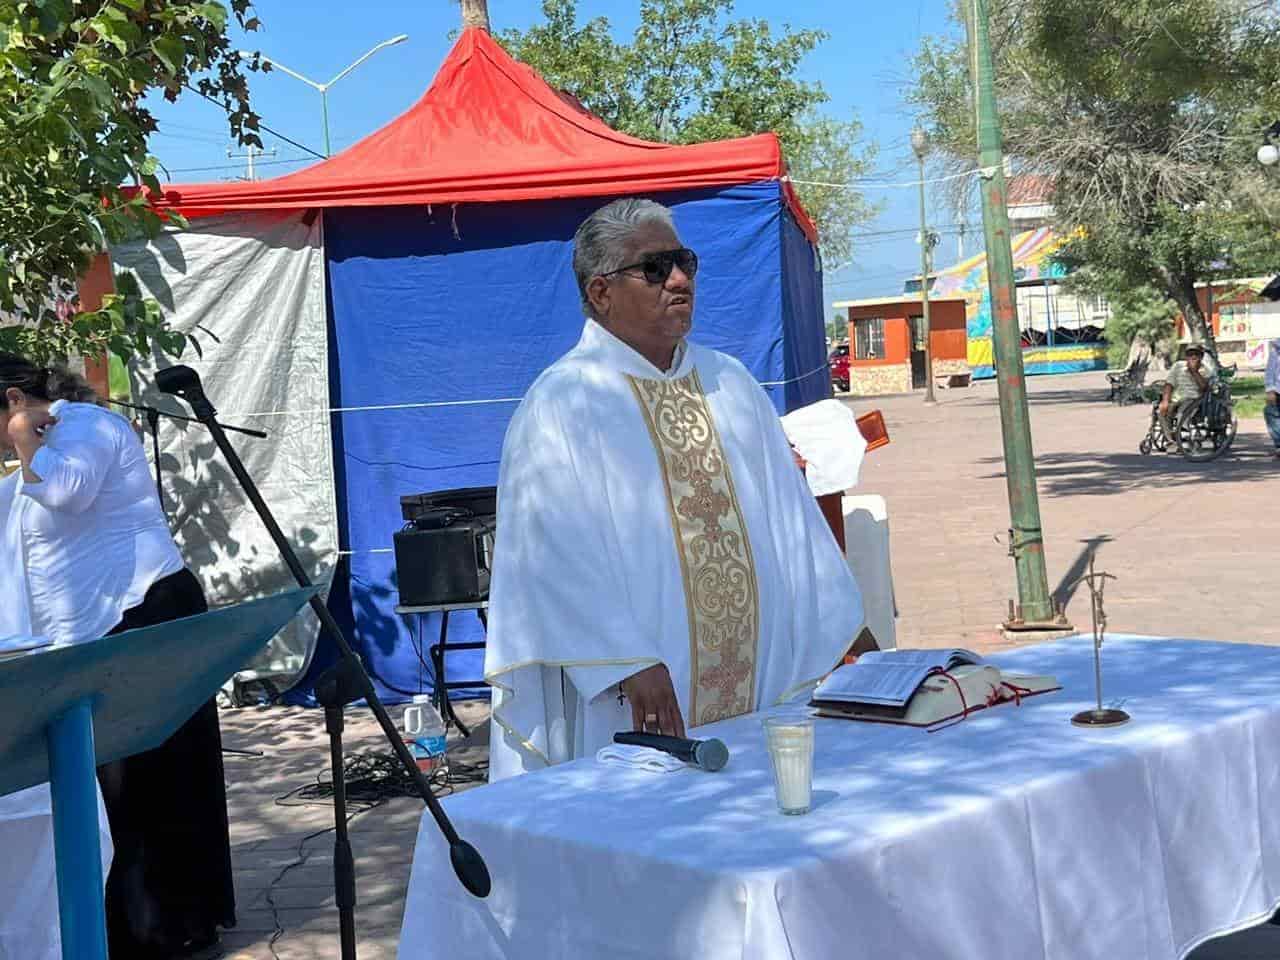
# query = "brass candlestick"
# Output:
<box><xmin>1070</xmin><ymin>557</ymin><xmax>1130</xmax><ymax>727</ymax></box>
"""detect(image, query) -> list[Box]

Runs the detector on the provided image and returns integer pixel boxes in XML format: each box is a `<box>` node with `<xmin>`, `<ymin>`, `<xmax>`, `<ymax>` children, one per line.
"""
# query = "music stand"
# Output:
<box><xmin>0</xmin><ymin>587</ymin><xmax>316</xmax><ymax>960</ymax></box>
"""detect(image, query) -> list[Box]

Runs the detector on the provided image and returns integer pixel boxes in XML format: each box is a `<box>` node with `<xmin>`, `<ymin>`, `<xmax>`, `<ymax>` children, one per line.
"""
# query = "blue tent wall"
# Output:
<box><xmin>292</xmin><ymin>181</ymin><xmax>821</xmax><ymax>705</ymax></box>
<box><xmin>779</xmin><ymin>207</ymin><xmax>830</xmax><ymax>411</ymax></box>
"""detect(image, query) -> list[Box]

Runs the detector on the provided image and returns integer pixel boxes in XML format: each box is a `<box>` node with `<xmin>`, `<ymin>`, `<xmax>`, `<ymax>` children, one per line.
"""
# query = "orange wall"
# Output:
<box><xmin>77</xmin><ymin>253</ymin><xmax>115</xmax><ymax>398</ymax></box>
<box><xmin>846</xmin><ymin>299</ymin><xmax>967</xmax><ymax>366</ymax></box>
<box><xmin>924</xmin><ymin>301</ymin><xmax>967</xmax><ymax>361</ymax></box>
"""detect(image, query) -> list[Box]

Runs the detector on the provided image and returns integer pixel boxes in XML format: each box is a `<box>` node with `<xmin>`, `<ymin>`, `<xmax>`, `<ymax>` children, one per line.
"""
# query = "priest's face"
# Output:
<box><xmin>591</xmin><ymin>222</ymin><xmax>696</xmax><ymax>369</ymax></box>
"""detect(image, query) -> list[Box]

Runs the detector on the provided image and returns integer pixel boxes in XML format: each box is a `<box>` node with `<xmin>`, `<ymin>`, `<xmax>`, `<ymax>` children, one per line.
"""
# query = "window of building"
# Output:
<box><xmin>854</xmin><ymin>317</ymin><xmax>886</xmax><ymax>360</ymax></box>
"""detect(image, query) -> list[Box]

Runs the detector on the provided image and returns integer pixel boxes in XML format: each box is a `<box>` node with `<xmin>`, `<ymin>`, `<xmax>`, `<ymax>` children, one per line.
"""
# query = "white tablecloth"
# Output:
<box><xmin>0</xmin><ymin>784</ymin><xmax>112</xmax><ymax>960</ymax></box>
<box><xmin>398</xmin><ymin>636</ymin><xmax>1280</xmax><ymax>960</ymax></box>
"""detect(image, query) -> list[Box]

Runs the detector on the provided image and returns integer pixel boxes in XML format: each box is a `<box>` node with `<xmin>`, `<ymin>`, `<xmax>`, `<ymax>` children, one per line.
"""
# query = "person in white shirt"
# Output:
<box><xmin>1264</xmin><ymin>338</ymin><xmax>1280</xmax><ymax>459</ymax></box>
<box><xmin>484</xmin><ymin>199</ymin><xmax>864</xmax><ymax>780</ymax></box>
<box><xmin>1</xmin><ymin>353</ymin><xmax>234</xmax><ymax>959</ymax></box>
<box><xmin>0</xmin><ymin>367</ymin><xmax>116</xmax><ymax>960</ymax></box>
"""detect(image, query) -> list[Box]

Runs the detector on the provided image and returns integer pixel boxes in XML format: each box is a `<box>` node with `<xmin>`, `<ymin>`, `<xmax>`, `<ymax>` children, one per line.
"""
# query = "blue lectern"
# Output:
<box><xmin>0</xmin><ymin>587</ymin><xmax>315</xmax><ymax>960</ymax></box>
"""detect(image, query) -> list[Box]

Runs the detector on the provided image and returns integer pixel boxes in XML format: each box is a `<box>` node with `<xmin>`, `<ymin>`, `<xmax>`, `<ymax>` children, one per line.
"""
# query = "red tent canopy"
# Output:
<box><xmin>154</xmin><ymin>28</ymin><xmax>817</xmax><ymax>240</ymax></box>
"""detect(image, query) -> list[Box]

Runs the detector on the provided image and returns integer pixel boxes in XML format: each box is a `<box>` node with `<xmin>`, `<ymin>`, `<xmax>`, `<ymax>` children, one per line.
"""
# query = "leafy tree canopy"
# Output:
<box><xmin>0</xmin><ymin>0</ymin><xmax>262</xmax><ymax>364</ymax></box>
<box><xmin>500</xmin><ymin>0</ymin><xmax>877</xmax><ymax>264</ymax></box>
<box><xmin>910</xmin><ymin>0</ymin><xmax>1280</xmax><ymax>350</ymax></box>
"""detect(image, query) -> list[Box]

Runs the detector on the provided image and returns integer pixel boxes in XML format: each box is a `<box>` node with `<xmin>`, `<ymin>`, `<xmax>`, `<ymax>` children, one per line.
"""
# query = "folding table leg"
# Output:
<box><xmin>431</xmin><ymin>611</ymin><xmax>450</xmax><ymax>719</ymax></box>
<box><xmin>431</xmin><ymin>612</ymin><xmax>472</xmax><ymax>737</ymax></box>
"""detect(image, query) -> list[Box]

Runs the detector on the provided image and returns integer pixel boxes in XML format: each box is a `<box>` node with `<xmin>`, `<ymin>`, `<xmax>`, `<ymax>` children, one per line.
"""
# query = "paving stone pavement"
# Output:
<box><xmin>213</xmin><ymin>371</ymin><xmax>1278</xmax><ymax>958</ymax></box>
<box><xmin>216</xmin><ymin>701</ymin><xmax>491</xmax><ymax>960</ymax></box>
<box><xmin>851</xmin><ymin>373</ymin><xmax>1279</xmax><ymax>652</ymax></box>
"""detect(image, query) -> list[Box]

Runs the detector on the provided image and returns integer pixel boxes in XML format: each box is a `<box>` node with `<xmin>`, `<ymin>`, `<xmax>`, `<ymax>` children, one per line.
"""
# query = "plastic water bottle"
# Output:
<box><xmin>416</xmin><ymin>701</ymin><xmax>448</xmax><ymax>772</ymax></box>
<box><xmin>402</xmin><ymin>695</ymin><xmax>448</xmax><ymax>773</ymax></box>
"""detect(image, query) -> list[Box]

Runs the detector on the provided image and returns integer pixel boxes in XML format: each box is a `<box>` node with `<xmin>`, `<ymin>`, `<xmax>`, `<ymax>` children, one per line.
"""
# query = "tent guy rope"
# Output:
<box><xmin>207</xmin><ymin>363</ymin><xmax>833</xmax><ymax>421</ymax></box>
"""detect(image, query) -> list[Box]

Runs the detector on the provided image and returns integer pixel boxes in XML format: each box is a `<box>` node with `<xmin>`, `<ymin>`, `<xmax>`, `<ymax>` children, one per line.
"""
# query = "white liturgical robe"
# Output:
<box><xmin>485</xmin><ymin>320</ymin><xmax>864</xmax><ymax>781</ymax></box>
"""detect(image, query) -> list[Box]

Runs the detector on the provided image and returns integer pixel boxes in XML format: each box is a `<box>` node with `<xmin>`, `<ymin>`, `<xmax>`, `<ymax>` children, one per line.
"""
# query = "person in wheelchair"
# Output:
<box><xmin>1158</xmin><ymin>343</ymin><xmax>1215</xmax><ymax>443</ymax></box>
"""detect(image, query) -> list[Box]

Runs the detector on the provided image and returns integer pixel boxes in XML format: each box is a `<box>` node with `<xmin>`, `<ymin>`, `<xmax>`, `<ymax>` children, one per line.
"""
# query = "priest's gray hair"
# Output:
<box><xmin>573</xmin><ymin>198</ymin><xmax>677</xmax><ymax>316</ymax></box>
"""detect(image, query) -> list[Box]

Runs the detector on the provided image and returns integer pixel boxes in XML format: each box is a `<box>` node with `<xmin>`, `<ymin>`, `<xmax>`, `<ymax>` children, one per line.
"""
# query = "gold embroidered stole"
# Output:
<box><xmin>627</xmin><ymin>370</ymin><xmax>760</xmax><ymax>726</ymax></box>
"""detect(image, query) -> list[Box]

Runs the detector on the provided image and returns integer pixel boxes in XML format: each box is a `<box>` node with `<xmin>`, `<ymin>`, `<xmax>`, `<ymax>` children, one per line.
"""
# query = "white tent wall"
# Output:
<box><xmin>110</xmin><ymin>210</ymin><xmax>336</xmax><ymax>689</ymax></box>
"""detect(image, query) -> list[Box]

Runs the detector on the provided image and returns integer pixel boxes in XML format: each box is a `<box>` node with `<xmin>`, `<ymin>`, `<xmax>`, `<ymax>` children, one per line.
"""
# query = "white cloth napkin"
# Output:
<box><xmin>595</xmin><ymin>743</ymin><xmax>687</xmax><ymax>773</ymax></box>
<box><xmin>780</xmin><ymin>398</ymin><xmax>868</xmax><ymax>496</ymax></box>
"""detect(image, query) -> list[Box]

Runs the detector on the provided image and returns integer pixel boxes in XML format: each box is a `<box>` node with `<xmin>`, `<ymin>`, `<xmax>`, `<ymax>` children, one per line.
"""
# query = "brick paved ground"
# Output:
<box><xmin>854</xmin><ymin>372</ymin><xmax>1278</xmax><ymax>652</ymax></box>
<box><xmin>214</xmin><ymin>371</ymin><xmax>1278</xmax><ymax>958</ymax></box>
<box><xmin>217</xmin><ymin>701</ymin><xmax>491</xmax><ymax>959</ymax></box>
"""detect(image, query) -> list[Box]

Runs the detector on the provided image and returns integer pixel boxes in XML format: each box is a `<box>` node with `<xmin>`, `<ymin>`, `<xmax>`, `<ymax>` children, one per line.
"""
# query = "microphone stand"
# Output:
<box><xmin>106</xmin><ymin>397</ymin><xmax>269</xmax><ymax>513</ymax></box>
<box><xmin>153</xmin><ymin>366</ymin><xmax>490</xmax><ymax>960</ymax></box>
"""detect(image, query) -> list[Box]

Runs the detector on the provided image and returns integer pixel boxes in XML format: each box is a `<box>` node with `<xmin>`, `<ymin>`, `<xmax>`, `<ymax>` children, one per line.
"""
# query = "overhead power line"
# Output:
<box><xmin>787</xmin><ymin>166</ymin><xmax>997</xmax><ymax>191</ymax></box>
<box><xmin>162</xmin><ymin>157</ymin><xmax>311</xmax><ymax>177</ymax></box>
<box><xmin>181</xmin><ymin>83</ymin><xmax>327</xmax><ymax>161</ymax></box>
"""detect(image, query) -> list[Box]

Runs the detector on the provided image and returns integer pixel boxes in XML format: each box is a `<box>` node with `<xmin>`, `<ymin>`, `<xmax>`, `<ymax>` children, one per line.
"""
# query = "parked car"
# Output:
<box><xmin>829</xmin><ymin>344</ymin><xmax>850</xmax><ymax>393</ymax></box>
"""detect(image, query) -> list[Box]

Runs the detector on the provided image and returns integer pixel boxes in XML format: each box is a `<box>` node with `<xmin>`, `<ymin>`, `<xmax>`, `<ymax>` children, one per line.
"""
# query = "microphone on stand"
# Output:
<box><xmin>155</xmin><ymin>364</ymin><xmax>491</xmax><ymax>960</ymax></box>
<box><xmin>613</xmin><ymin>731</ymin><xmax>730</xmax><ymax>772</ymax></box>
<box><xmin>109</xmin><ymin>383</ymin><xmax>266</xmax><ymax>516</ymax></box>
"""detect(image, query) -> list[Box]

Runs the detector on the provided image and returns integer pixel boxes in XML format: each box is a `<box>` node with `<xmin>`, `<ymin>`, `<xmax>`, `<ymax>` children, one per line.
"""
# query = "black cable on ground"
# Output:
<box><xmin>261</xmin><ymin>745</ymin><xmax>488</xmax><ymax>958</ymax></box>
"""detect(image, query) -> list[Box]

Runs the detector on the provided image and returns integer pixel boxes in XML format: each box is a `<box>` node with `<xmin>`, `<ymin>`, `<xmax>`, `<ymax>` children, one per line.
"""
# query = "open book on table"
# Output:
<box><xmin>810</xmin><ymin>648</ymin><xmax>1060</xmax><ymax>729</ymax></box>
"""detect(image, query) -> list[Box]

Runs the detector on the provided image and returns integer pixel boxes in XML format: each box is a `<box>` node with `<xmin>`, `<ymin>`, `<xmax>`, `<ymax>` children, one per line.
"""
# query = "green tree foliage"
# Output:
<box><xmin>909</xmin><ymin>0</ymin><xmax>1280</xmax><ymax>352</ymax></box>
<box><xmin>0</xmin><ymin>0</ymin><xmax>262</xmax><ymax>365</ymax></box>
<box><xmin>500</xmin><ymin>0</ymin><xmax>876</xmax><ymax>264</ymax></box>
<box><xmin>1094</xmin><ymin>284</ymin><xmax>1178</xmax><ymax>369</ymax></box>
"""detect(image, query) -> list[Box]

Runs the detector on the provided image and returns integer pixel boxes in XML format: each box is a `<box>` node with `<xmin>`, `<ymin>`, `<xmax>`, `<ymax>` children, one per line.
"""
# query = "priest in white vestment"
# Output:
<box><xmin>485</xmin><ymin>198</ymin><xmax>863</xmax><ymax>781</ymax></box>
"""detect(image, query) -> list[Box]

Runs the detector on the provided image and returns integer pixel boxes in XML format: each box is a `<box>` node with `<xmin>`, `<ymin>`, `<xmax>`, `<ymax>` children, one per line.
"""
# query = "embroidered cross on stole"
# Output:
<box><xmin>627</xmin><ymin>370</ymin><xmax>761</xmax><ymax>726</ymax></box>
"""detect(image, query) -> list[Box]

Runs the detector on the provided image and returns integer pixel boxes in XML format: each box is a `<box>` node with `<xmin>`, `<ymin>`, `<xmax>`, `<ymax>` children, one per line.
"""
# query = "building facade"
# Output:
<box><xmin>836</xmin><ymin>296</ymin><xmax>969</xmax><ymax>395</ymax></box>
<box><xmin>1178</xmin><ymin>278</ymin><xmax>1280</xmax><ymax>370</ymax></box>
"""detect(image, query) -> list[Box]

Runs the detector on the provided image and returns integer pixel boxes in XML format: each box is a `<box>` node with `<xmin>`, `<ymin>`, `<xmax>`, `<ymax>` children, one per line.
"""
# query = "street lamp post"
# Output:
<box><xmin>911</xmin><ymin>126</ymin><xmax>938</xmax><ymax>404</ymax></box>
<box><xmin>242</xmin><ymin>35</ymin><xmax>409</xmax><ymax>157</ymax></box>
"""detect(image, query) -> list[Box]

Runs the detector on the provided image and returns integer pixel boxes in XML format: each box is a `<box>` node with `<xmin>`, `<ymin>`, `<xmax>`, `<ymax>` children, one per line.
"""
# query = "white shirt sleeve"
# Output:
<box><xmin>21</xmin><ymin>409</ymin><xmax>118</xmax><ymax>515</ymax></box>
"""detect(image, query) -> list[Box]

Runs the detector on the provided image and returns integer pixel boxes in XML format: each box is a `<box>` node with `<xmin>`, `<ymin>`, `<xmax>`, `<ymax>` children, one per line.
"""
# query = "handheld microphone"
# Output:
<box><xmin>613</xmin><ymin>731</ymin><xmax>729</xmax><ymax>772</ymax></box>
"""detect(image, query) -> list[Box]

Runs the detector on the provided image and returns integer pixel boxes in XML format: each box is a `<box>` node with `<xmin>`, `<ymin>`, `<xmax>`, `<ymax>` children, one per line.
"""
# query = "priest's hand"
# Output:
<box><xmin>621</xmin><ymin>663</ymin><xmax>686</xmax><ymax>738</ymax></box>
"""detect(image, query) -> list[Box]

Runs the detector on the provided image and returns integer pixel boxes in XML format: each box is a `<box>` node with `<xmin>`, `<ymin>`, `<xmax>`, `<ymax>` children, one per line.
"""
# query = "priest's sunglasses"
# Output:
<box><xmin>601</xmin><ymin>248</ymin><xmax>699</xmax><ymax>285</ymax></box>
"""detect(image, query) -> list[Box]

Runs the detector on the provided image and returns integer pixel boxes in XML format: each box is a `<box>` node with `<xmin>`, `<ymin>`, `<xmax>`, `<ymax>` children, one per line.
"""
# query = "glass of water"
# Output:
<box><xmin>763</xmin><ymin>714</ymin><xmax>815</xmax><ymax>815</ymax></box>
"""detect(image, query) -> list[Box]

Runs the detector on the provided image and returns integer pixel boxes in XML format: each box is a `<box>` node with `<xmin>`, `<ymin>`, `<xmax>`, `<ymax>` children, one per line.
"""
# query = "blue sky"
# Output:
<box><xmin>146</xmin><ymin>0</ymin><xmax>966</xmax><ymax>308</ymax></box>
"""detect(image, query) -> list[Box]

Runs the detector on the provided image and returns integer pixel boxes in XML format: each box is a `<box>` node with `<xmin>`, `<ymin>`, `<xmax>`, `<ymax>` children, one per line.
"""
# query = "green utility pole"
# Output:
<box><xmin>967</xmin><ymin>0</ymin><xmax>1057</xmax><ymax>625</ymax></box>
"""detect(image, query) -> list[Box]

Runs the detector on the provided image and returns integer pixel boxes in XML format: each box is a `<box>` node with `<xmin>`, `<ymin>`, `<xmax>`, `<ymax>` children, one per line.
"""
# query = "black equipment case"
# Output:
<box><xmin>393</xmin><ymin>487</ymin><xmax>496</xmax><ymax>606</ymax></box>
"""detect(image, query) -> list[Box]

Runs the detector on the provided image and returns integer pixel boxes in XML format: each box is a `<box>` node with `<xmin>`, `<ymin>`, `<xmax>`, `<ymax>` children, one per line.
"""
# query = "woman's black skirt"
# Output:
<box><xmin>97</xmin><ymin>568</ymin><xmax>235</xmax><ymax>958</ymax></box>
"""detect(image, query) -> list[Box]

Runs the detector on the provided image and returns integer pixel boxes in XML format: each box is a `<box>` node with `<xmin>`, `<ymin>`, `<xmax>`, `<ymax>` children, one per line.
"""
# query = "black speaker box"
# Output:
<box><xmin>393</xmin><ymin>486</ymin><xmax>497</xmax><ymax>607</ymax></box>
<box><xmin>394</xmin><ymin>521</ymin><xmax>492</xmax><ymax>606</ymax></box>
